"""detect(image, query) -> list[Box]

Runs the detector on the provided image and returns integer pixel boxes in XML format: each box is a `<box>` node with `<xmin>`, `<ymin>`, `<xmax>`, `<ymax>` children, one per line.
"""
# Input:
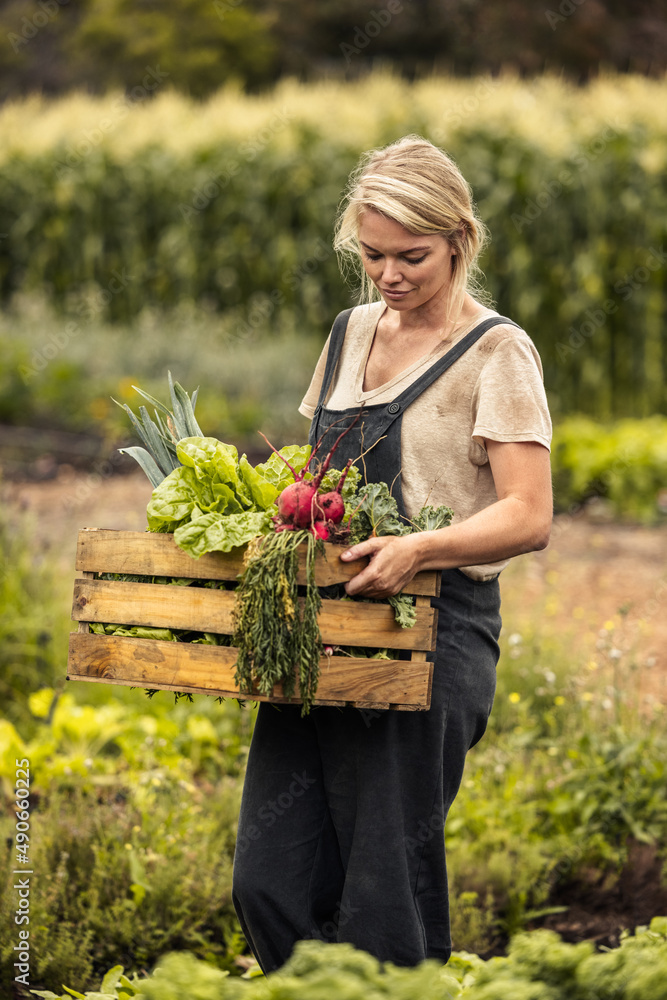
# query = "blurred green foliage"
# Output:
<box><xmin>552</xmin><ymin>416</ymin><xmax>667</xmax><ymax>522</ymax></box>
<box><xmin>68</xmin><ymin>0</ymin><xmax>277</xmax><ymax>97</ymax></box>
<box><xmin>2</xmin><ymin>76</ymin><xmax>667</xmax><ymax>420</ymax></box>
<box><xmin>0</xmin><ymin>301</ymin><xmax>318</xmax><ymax>449</ymax></box>
<box><xmin>447</xmin><ymin>722</ymin><xmax>667</xmax><ymax>943</ymax></box>
<box><xmin>2</xmin><ymin>0</ymin><xmax>666</xmax><ymax>98</ymax></box>
<box><xmin>0</xmin><ymin>0</ymin><xmax>276</xmax><ymax>97</ymax></box>
<box><xmin>0</xmin><ymin>494</ymin><xmax>70</xmax><ymax>733</ymax></box>
<box><xmin>0</xmin><ymin>678</ymin><xmax>254</xmax><ymax>993</ymax></box>
<box><xmin>0</xmin><ymin>749</ymin><xmax>244</xmax><ymax>993</ymax></box>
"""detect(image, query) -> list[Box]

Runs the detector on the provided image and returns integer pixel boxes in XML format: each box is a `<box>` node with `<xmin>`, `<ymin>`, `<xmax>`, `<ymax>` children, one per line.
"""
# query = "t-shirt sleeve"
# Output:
<box><xmin>298</xmin><ymin>334</ymin><xmax>331</xmax><ymax>420</ymax></box>
<box><xmin>471</xmin><ymin>333</ymin><xmax>552</xmax><ymax>453</ymax></box>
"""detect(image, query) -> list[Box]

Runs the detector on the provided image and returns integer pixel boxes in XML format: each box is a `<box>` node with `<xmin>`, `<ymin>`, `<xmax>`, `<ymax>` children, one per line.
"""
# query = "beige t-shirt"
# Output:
<box><xmin>299</xmin><ymin>301</ymin><xmax>552</xmax><ymax>581</ymax></box>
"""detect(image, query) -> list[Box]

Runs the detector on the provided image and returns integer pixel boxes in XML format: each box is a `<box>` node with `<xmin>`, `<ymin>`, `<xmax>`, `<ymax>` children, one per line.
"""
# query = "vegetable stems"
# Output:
<box><xmin>232</xmin><ymin>529</ymin><xmax>323</xmax><ymax>715</ymax></box>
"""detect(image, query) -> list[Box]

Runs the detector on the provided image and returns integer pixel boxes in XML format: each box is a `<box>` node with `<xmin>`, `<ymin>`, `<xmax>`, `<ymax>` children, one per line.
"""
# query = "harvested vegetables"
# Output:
<box><xmin>232</xmin><ymin>413</ymin><xmax>359</xmax><ymax>713</ymax></box>
<box><xmin>263</xmin><ymin>412</ymin><xmax>359</xmax><ymax>541</ymax></box>
<box><xmin>113</xmin><ymin>376</ymin><xmax>455</xmax><ymax>712</ymax></box>
<box><xmin>233</xmin><ymin>529</ymin><xmax>323</xmax><ymax>714</ymax></box>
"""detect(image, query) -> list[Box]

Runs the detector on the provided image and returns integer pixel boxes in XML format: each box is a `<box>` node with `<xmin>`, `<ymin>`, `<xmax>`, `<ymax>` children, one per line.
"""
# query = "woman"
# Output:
<box><xmin>232</xmin><ymin>135</ymin><xmax>552</xmax><ymax>971</ymax></box>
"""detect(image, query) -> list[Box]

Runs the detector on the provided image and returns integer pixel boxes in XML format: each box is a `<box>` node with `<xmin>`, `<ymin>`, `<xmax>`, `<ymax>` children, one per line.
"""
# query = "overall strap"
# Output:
<box><xmin>314</xmin><ymin>307</ymin><xmax>354</xmax><ymax>412</ymax></box>
<box><xmin>381</xmin><ymin>315</ymin><xmax>521</xmax><ymax>417</ymax></box>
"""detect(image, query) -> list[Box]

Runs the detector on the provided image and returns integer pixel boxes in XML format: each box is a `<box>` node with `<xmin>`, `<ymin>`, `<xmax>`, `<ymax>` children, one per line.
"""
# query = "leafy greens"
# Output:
<box><xmin>347</xmin><ymin>481</ymin><xmax>453</xmax><ymax>544</ymax></box>
<box><xmin>146</xmin><ymin>436</ymin><xmax>311</xmax><ymax>557</ymax></box>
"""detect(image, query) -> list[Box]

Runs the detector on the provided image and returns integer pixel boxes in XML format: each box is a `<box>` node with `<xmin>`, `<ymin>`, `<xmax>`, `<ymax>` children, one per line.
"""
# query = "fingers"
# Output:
<box><xmin>340</xmin><ymin>537</ymin><xmax>385</xmax><ymax>561</ymax></box>
<box><xmin>344</xmin><ymin>568</ymin><xmax>382</xmax><ymax>597</ymax></box>
<box><xmin>340</xmin><ymin>533</ymin><xmax>422</xmax><ymax>597</ymax></box>
<box><xmin>342</xmin><ymin>537</ymin><xmax>404</xmax><ymax>597</ymax></box>
<box><xmin>341</xmin><ymin>537</ymin><xmax>393</xmax><ymax>596</ymax></box>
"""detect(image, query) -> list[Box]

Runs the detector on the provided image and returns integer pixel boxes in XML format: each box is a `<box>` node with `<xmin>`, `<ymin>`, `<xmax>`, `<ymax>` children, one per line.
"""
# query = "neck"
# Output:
<box><xmin>384</xmin><ymin>291</ymin><xmax>482</xmax><ymax>339</ymax></box>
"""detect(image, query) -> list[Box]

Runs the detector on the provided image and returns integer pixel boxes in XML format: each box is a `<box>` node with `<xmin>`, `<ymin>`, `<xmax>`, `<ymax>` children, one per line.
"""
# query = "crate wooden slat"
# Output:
<box><xmin>67</xmin><ymin>633</ymin><xmax>433</xmax><ymax>711</ymax></box>
<box><xmin>67</xmin><ymin>529</ymin><xmax>440</xmax><ymax>711</ymax></box>
<box><xmin>71</xmin><ymin>578</ymin><xmax>437</xmax><ymax>651</ymax></box>
<box><xmin>75</xmin><ymin>528</ymin><xmax>440</xmax><ymax>596</ymax></box>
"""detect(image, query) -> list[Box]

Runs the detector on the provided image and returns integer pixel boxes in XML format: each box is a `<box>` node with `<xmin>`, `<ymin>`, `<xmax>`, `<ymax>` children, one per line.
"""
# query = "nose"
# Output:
<box><xmin>381</xmin><ymin>257</ymin><xmax>404</xmax><ymax>285</ymax></box>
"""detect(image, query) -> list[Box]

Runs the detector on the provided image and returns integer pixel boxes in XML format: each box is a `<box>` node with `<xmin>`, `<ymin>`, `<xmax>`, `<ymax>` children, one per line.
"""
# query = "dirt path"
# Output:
<box><xmin>500</xmin><ymin>511</ymin><xmax>667</xmax><ymax>705</ymax></box>
<box><xmin>7</xmin><ymin>468</ymin><xmax>667</xmax><ymax>704</ymax></box>
<box><xmin>6</xmin><ymin>466</ymin><xmax>155</xmax><ymax>569</ymax></box>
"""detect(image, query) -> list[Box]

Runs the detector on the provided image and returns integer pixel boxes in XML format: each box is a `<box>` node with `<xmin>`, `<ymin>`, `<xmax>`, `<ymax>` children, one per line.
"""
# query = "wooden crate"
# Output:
<box><xmin>67</xmin><ymin>529</ymin><xmax>440</xmax><ymax>711</ymax></box>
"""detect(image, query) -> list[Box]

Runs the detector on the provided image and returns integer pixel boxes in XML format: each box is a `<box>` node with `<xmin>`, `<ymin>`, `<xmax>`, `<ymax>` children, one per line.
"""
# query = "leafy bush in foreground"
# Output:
<box><xmin>0</xmin><ymin>684</ymin><xmax>253</xmax><ymax>995</ymax></box>
<box><xmin>31</xmin><ymin>919</ymin><xmax>667</xmax><ymax>1000</ymax></box>
<box><xmin>0</xmin><ymin>778</ymin><xmax>242</xmax><ymax>996</ymax></box>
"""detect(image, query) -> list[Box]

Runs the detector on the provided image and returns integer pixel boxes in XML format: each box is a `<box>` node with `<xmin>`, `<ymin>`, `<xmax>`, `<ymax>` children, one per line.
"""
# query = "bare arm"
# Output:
<box><xmin>341</xmin><ymin>440</ymin><xmax>553</xmax><ymax>598</ymax></box>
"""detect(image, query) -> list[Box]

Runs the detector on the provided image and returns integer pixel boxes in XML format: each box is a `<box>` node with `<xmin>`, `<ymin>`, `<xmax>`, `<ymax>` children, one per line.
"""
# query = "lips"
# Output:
<box><xmin>380</xmin><ymin>288</ymin><xmax>411</xmax><ymax>298</ymax></box>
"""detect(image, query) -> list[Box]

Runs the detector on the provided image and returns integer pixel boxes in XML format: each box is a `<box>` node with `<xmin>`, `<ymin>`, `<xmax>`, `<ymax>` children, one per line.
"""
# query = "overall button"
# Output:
<box><xmin>387</xmin><ymin>402</ymin><xmax>401</xmax><ymax>414</ymax></box>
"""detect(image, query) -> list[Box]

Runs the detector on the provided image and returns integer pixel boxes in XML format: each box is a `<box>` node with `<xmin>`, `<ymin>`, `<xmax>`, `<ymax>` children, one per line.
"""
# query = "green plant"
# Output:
<box><xmin>0</xmin><ymin>302</ymin><xmax>320</xmax><ymax>451</ymax></box>
<box><xmin>233</xmin><ymin>529</ymin><xmax>323</xmax><ymax>714</ymax></box>
<box><xmin>448</xmin><ymin>890</ymin><xmax>497</xmax><ymax>956</ymax></box>
<box><xmin>0</xmin><ymin>491</ymin><xmax>70</xmax><ymax>733</ymax></box>
<box><xmin>551</xmin><ymin>415</ymin><xmax>667</xmax><ymax>523</ymax></box>
<box><xmin>445</xmin><ymin>713</ymin><xmax>667</xmax><ymax>942</ymax></box>
<box><xmin>0</xmin><ymin>765</ymin><xmax>244</xmax><ymax>995</ymax></box>
<box><xmin>34</xmin><ymin>920</ymin><xmax>667</xmax><ymax>1000</ymax></box>
<box><xmin>0</xmin><ymin>687</ymin><xmax>255</xmax><ymax>799</ymax></box>
<box><xmin>116</xmin><ymin>372</ymin><xmax>204</xmax><ymax>487</ymax></box>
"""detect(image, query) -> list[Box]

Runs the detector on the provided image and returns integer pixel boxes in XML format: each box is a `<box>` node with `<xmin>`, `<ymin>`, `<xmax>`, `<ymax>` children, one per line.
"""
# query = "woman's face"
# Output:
<box><xmin>357</xmin><ymin>209</ymin><xmax>456</xmax><ymax>314</ymax></box>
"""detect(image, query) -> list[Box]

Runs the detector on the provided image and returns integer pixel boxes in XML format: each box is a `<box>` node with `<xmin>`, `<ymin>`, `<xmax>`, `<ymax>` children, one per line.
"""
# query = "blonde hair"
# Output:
<box><xmin>334</xmin><ymin>135</ymin><xmax>491</xmax><ymax>318</ymax></box>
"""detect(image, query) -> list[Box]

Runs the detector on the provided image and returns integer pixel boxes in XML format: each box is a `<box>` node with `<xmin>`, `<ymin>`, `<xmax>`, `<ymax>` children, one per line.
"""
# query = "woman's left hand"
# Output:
<box><xmin>340</xmin><ymin>534</ymin><xmax>422</xmax><ymax>598</ymax></box>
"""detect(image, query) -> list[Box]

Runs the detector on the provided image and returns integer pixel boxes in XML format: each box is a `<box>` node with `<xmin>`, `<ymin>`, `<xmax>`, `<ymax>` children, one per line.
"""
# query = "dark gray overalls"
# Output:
<box><xmin>232</xmin><ymin>310</ymin><xmax>517</xmax><ymax>971</ymax></box>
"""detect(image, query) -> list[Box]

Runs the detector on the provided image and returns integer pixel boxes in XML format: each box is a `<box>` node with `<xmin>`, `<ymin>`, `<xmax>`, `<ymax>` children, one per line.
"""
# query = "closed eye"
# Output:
<box><xmin>362</xmin><ymin>251</ymin><xmax>427</xmax><ymax>265</ymax></box>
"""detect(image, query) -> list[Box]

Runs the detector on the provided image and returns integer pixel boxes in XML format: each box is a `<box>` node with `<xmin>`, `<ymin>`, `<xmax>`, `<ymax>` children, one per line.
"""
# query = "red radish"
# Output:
<box><xmin>277</xmin><ymin>481</ymin><xmax>321</xmax><ymax>528</ymax></box>
<box><xmin>316</xmin><ymin>492</ymin><xmax>345</xmax><ymax>524</ymax></box>
<box><xmin>310</xmin><ymin>521</ymin><xmax>330</xmax><ymax>541</ymax></box>
<box><xmin>314</xmin><ymin>458</ymin><xmax>353</xmax><ymax>524</ymax></box>
<box><xmin>259</xmin><ymin>415</ymin><xmax>360</xmax><ymax>532</ymax></box>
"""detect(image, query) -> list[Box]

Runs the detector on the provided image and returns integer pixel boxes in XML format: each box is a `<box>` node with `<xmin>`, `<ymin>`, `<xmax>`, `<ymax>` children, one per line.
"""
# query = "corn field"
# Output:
<box><xmin>2</xmin><ymin>73</ymin><xmax>667</xmax><ymax>419</ymax></box>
